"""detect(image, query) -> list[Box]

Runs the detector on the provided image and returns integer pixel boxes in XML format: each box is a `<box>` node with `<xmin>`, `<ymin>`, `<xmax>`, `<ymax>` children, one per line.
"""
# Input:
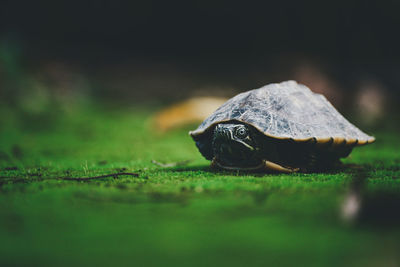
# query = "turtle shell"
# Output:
<box><xmin>190</xmin><ymin>81</ymin><xmax>375</xmax><ymax>146</ymax></box>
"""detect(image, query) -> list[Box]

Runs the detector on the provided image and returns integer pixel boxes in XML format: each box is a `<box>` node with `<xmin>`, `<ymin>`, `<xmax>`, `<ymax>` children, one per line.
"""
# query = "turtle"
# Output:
<box><xmin>189</xmin><ymin>80</ymin><xmax>375</xmax><ymax>173</ymax></box>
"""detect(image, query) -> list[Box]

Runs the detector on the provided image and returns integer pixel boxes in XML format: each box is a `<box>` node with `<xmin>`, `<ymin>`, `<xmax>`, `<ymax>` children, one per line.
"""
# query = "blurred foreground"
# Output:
<box><xmin>0</xmin><ymin>103</ymin><xmax>399</xmax><ymax>266</ymax></box>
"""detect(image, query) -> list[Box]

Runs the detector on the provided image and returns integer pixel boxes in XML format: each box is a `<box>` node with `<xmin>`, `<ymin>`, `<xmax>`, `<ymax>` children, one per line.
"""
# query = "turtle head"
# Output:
<box><xmin>212</xmin><ymin>123</ymin><xmax>262</xmax><ymax>168</ymax></box>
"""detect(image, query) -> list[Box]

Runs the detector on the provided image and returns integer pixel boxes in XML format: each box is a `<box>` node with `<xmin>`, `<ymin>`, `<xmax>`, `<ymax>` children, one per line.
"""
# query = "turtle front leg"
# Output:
<box><xmin>264</xmin><ymin>160</ymin><xmax>299</xmax><ymax>173</ymax></box>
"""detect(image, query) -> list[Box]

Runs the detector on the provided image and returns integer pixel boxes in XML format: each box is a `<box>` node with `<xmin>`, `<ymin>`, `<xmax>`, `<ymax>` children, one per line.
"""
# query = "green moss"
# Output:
<box><xmin>0</xmin><ymin>105</ymin><xmax>399</xmax><ymax>266</ymax></box>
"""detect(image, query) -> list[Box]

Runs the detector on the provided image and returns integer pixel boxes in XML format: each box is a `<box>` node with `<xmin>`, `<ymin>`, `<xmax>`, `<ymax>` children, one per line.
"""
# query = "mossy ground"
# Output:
<box><xmin>0</xmin><ymin>105</ymin><xmax>399</xmax><ymax>266</ymax></box>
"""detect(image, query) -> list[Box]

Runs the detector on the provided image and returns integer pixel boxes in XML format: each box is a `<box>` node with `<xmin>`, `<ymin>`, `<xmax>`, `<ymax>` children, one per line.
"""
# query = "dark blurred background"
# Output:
<box><xmin>1</xmin><ymin>0</ymin><xmax>399</xmax><ymax>118</ymax></box>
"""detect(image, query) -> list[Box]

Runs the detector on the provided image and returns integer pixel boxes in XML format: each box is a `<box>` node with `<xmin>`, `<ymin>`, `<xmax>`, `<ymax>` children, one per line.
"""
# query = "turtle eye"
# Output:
<box><xmin>235</xmin><ymin>126</ymin><xmax>248</xmax><ymax>138</ymax></box>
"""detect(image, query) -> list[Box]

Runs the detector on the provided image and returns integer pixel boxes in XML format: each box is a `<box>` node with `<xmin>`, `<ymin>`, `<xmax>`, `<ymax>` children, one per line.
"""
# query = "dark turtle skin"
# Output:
<box><xmin>190</xmin><ymin>81</ymin><xmax>375</xmax><ymax>172</ymax></box>
<box><xmin>195</xmin><ymin>122</ymin><xmax>352</xmax><ymax>172</ymax></box>
<box><xmin>211</xmin><ymin>123</ymin><xmax>261</xmax><ymax>168</ymax></box>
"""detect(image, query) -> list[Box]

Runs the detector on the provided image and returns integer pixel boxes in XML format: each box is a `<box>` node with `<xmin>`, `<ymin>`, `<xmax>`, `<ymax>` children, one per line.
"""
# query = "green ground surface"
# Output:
<box><xmin>0</xmin><ymin>105</ymin><xmax>399</xmax><ymax>266</ymax></box>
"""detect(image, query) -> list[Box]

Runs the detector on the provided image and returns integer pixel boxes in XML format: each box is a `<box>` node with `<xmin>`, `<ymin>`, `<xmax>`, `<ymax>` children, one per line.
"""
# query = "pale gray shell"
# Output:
<box><xmin>190</xmin><ymin>81</ymin><xmax>375</xmax><ymax>145</ymax></box>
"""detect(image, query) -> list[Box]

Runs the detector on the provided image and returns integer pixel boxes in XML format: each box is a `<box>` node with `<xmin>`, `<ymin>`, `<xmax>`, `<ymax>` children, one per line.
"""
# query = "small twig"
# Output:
<box><xmin>0</xmin><ymin>172</ymin><xmax>143</xmax><ymax>186</ymax></box>
<box><xmin>3</xmin><ymin>167</ymin><xmax>18</xmax><ymax>171</ymax></box>
<box><xmin>61</xmin><ymin>172</ymin><xmax>140</xmax><ymax>181</ymax></box>
<box><xmin>151</xmin><ymin>160</ymin><xmax>191</xmax><ymax>168</ymax></box>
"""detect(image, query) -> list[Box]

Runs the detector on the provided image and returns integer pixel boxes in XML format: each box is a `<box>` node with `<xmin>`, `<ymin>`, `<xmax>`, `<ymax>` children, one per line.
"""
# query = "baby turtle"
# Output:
<box><xmin>189</xmin><ymin>81</ymin><xmax>375</xmax><ymax>172</ymax></box>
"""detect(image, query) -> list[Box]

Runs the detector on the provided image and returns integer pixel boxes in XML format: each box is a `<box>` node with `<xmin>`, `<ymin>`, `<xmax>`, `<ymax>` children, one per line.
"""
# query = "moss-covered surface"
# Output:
<box><xmin>1</xmin><ymin>105</ymin><xmax>399</xmax><ymax>266</ymax></box>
